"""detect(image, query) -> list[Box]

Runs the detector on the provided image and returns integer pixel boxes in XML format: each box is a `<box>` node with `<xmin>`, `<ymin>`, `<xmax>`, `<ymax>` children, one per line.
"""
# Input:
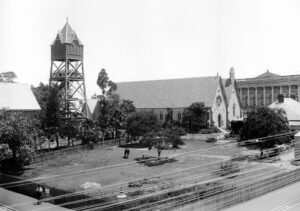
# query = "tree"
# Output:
<box><xmin>32</xmin><ymin>83</ymin><xmax>63</xmax><ymax>148</ymax></box>
<box><xmin>239</xmin><ymin>107</ymin><xmax>290</xmax><ymax>148</ymax></box>
<box><xmin>0</xmin><ymin>110</ymin><xmax>42</xmax><ymax>170</ymax></box>
<box><xmin>96</xmin><ymin>68</ymin><xmax>120</xmax><ymax>141</ymax></box>
<box><xmin>143</xmin><ymin>125</ymin><xmax>185</xmax><ymax>157</ymax></box>
<box><xmin>79</xmin><ymin>119</ymin><xmax>98</xmax><ymax>144</ymax></box>
<box><xmin>126</xmin><ymin>111</ymin><xmax>160</xmax><ymax>141</ymax></box>
<box><xmin>97</xmin><ymin>68</ymin><xmax>117</xmax><ymax>96</ymax></box>
<box><xmin>0</xmin><ymin>71</ymin><xmax>17</xmax><ymax>83</ymax></box>
<box><xmin>31</xmin><ymin>83</ymin><xmax>50</xmax><ymax>129</ymax></box>
<box><xmin>182</xmin><ymin>102</ymin><xmax>208</xmax><ymax>133</ymax></box>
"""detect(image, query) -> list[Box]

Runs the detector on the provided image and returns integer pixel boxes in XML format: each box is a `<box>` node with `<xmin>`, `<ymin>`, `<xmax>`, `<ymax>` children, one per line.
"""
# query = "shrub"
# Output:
<box><xmin>206</xmin><ymin>137</ymin><xmax>217</xmax><ymax>143</ymax></box>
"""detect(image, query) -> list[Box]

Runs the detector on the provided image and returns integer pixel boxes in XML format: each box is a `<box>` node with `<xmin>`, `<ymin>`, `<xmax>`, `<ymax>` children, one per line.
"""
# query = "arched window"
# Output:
<box><xmin>233</xmin><ymin>103</ymin><xmax>236</xmax><ymax>117</ymax></box>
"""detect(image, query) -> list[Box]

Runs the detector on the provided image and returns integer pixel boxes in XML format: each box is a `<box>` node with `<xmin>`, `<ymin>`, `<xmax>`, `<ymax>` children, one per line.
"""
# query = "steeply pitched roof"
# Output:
<box><xmin>0</xmin><ymin>82</ymin><xmax>40</xmax><ymax>111</ymax></box>
<box><xmin>52</xmin><ymin>21</ymin><xmax>83</xmax><ymax>45</ymax></box>
<box><xmin>116</xmin><ymin>76</ymin><xmax>222</xmax><ymax>108</ymax></box>
<box><xmin>256</xmin><ymin>70</ymin><xmax>280</xmax><ymax>79</ymax></box>
<box><xmin>222</xmin><ymin>79</ymin><xmax>233</xmax><ymax>102</ymax></box>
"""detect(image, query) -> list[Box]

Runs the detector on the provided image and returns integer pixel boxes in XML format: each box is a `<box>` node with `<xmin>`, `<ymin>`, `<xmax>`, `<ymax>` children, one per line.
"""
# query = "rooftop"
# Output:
<box><xmin>116</xmin><ymin>76</ymin><xmax>222</xmax><ymax>108</ymax></box>
<box><xmin>0</xmin><ymin>82</ymin><xmax>40</xmax><ymax>111</ymax></box>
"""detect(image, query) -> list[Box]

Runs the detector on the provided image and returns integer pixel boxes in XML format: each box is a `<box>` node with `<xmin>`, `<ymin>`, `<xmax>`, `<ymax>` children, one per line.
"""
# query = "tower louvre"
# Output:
<box><xmin>49</xmin><ymin>20</ymin><xmax>87</xmax><ymax>119</ymax></box>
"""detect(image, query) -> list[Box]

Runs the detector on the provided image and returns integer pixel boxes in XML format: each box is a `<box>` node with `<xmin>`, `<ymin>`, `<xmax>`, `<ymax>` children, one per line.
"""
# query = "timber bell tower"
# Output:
<box><xmin>49</xmin><ymin>20</ymin><xmax>87</xmax><ymax>118</ymax></box>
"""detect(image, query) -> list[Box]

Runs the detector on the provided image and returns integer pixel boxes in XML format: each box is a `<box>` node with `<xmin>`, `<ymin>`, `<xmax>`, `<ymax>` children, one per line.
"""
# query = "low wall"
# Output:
<box><xmin>181</xmin><ymin>133</ymin><xmax>226</xmax><ymax>140</ymax></box>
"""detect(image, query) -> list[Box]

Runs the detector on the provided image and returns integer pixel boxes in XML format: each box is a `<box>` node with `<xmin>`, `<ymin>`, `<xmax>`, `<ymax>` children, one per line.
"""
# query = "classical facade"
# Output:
<box><xmin>236</xmin><ymin>70</ymin><xmax>300</xmax><ymax>114</ymax></box>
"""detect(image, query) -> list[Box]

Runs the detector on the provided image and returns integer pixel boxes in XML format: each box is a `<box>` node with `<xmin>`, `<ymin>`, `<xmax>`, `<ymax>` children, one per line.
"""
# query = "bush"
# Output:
<box><xmin>200</xmin><ymin>126</ymin><xmax>221</xmax><ymax>134</ymax></box>
<box><xmin>219</xmin><ymin>161</ymin><xmax>240</xmax><ymax>176</ymax></box>
<box><xmin>206</xmin><ymin>137</ymin><xmax>217</xmax><ymax>143</ymax></box>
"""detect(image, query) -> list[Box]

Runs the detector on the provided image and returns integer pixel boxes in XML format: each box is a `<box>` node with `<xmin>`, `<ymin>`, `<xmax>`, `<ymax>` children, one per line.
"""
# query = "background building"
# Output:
<box><xmin>116</xmin><ymin>69</ymin><xmax>242</xmax><ymax>129</ymax></box>
<box><xmin>0</xmin><ymin>82</ymin><xmax>40</xmax><ymax>112</ymax></box>
<box><xmin>236</xmin><ymin>70</ymin><xmax>300</xmax><ymax>114</ymax></box>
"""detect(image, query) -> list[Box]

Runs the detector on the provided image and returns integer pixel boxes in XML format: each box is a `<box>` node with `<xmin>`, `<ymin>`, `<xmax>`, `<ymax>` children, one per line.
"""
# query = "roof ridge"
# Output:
<box><xmin>117</xmin><ymin>75</ymin><xmax>220</xmax><ymax>84</ymax></box>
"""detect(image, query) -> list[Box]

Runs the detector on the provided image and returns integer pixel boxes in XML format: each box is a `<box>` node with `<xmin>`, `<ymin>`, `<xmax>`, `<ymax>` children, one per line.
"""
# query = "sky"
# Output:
<box><xmin>1</xmin><ymin>0</ymin><xmax>300</xmax><ymax>97</ymax></box>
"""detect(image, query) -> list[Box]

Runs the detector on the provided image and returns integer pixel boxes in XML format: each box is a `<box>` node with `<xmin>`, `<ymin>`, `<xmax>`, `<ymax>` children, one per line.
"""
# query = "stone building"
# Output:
<box><xmin>116</xmin><ymin>70</ymin><xmax>242</xmax><ymax>129</ymax></box>
<box><xmin>236</xmin><ymin>70</ymin><xmax>300</xmax><ymax>114</ymax></box>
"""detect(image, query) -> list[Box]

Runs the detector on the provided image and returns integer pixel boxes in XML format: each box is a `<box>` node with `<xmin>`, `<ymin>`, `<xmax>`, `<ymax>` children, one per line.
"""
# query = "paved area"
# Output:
<box><xmin>223</xmin><ymin>180</ymin><xmax>300</xmax><ymax>211</ymax></box>
<box><xmin>0</xmin><ymin>188</ymin><xmax>73</xmax><ymax>211</ymax></box>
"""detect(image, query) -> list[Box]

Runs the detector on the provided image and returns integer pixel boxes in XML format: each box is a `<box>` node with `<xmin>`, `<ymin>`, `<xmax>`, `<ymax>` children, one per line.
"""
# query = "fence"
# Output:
<box><xmin>181</xmin><ymin>133</ymin><xmax>226</xmax><ymax>140</ymax></box>
<box><xmin>175</xmin><ymin>167</ymin><xmax>300</xmax><ymax>211</ymax></box>
<box><xmin>30</xmin><ymin>138</ymin><xmax>126</xmax><ymax>163</ymax></box>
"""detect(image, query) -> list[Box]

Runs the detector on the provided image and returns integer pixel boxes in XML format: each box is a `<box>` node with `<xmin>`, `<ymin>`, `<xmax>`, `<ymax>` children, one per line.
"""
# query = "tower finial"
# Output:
<box><xmin>66</xmin><ymin>16</ymin><xmax>69</xmax><ymax>23</ymax></box>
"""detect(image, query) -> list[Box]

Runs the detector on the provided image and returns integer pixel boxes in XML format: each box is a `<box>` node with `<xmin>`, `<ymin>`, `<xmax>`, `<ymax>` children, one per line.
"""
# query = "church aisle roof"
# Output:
<box><xmin>0</xmin><ymin>82</ymin><xmax>41</xmax><ymax>111</ymax></box>
<box><xmin>116</xmin><ymin>76</ymin><xmax>222</xmax><ymax>108</ymax></box>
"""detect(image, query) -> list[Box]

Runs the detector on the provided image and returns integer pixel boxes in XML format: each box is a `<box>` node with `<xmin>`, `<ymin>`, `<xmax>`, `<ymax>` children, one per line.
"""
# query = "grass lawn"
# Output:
<box><xmin>20</xmin><ymin>139</ymin><xmax>283</xmax><ymax>193</ymax></box>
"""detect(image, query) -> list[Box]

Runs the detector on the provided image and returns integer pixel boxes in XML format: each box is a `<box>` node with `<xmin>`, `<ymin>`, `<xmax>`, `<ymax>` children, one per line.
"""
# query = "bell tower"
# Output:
<box><xmin>49</xmin><ymin>20</ymin><xmax>87</xmax><ymax>119</ymax></box>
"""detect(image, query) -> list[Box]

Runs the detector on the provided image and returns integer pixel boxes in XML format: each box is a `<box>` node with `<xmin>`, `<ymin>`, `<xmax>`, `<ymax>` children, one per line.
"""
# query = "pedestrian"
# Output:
<box><xmin>35</xmin><ymin>185</ymin><xmax>43</xmax><ymax>204</ymax></box>
<box><xmin>124</xmin><ymin>148</ymin><xmax>130</xmax><ymax>158</ymax></box>
<box><xmin>127</xmin><ymin>148</ymin><xmax>130</xmax><ymax>158</ymax></box>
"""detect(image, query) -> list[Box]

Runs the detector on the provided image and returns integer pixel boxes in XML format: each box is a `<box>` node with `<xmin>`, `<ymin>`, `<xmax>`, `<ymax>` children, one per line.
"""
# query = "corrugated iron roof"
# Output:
<box><xmin>269</xmin><ymin>98</ymin><xmax>300</xmax><ymax>121</ymax></box>
<box><xmin>116</xmin><ymin>76</ymin><xmax>222</xmax><ymax>108</ymax></box>
<box><xmin>0</xmin><ymin>82</ymin><xmax>41</xmax><ymax>111</ymax></box>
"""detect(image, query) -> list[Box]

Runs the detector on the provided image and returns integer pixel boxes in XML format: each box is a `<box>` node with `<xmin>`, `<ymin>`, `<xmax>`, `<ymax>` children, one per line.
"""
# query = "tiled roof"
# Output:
<box><xmin>52</xmin><ymin>22</ymin><xmax>83</xmax><ymax>45</ymax></box>
<box><xmin>0</xmin><ymin>82</ymin><xmax>40</xmax><ymax>111</ymax></box>
<box><xmin>116</xmin><ymin>76</ymin><xmax>222</xmax><ymax>108</ymax></box>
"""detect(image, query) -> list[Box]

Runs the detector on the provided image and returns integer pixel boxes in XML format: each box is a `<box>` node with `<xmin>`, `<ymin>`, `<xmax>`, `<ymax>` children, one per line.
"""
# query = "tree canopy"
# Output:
<box><xmin>0</xmin><ymin>110</ymin><xmax>42</xmax><ymax>169</ymax></box>
<box><xmin>126</xmin><ymin>110</ymin><xmax>160</xmax><ymax>141</ymax></box>
<box><xmin>182</xmin><ymin>102</ymin><xmax>208</xmax><ymax>133</ymax></box>
<box><xmin>0</xmin><ymin>71</ymin><xmax>17</xmax><ymax>83</ymax></box>
<box><xmin>239</xmin><ymin>107</ymin><xmax>290</xmax><ymax>141</ymax></box>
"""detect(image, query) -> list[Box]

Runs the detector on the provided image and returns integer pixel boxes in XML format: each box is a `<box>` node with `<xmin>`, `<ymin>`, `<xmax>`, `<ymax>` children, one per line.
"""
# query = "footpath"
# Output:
<box><xmin>0</xmin><ymin>188</ymin><xmax>73</xmax><ymax>211</ymax></box>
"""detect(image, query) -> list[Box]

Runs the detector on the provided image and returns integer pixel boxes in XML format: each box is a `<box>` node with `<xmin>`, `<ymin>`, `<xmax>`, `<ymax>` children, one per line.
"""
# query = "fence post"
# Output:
<box><xmin>294</xmin><ymin>131</ymin><xmax>300</xmax><ymax>160</ymax></box>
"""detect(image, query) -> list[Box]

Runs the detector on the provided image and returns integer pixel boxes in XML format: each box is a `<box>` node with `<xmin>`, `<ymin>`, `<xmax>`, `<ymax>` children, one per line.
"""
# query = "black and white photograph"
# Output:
<box><xmin>1</xmin><ymin>0</ymin><xmax>300</xmax><ymax>210</ymax></box>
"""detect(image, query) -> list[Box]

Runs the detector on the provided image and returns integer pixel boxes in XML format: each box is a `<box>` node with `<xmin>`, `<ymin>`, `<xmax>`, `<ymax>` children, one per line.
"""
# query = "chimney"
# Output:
<box><xmin>278</xmin><ymin>94</ymin><xmax>284</xmax><ymax>103</ymax></box>
<box><xmin>229</xmin><ymin>67</ymin><xmax>235</xmax><ymax>84</ymax></box>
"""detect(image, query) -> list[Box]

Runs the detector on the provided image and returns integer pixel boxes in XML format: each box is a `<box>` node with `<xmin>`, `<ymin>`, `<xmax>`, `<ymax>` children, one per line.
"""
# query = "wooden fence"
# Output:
<box><xmin>30</xmin><ymin>138</ymin><xmax>126</xmax><ymax>163</ymax></box>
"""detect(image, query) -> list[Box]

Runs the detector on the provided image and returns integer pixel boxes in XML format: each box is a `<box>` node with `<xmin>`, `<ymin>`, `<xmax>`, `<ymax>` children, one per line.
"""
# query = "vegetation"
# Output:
<box><xmin>0</xmin><ymin>110</ymin><xmax>42</xmax><ymax>171</ymax></box>
<box><xmin>182</xmin><ymin>102</ymin><xmax>208</xmax><ymax>133</ymax></box>
<box><xmin>126</xmin><ymin>111</ymin><xmax>160</xmax><ymax>141</ymax></box>
<box><xmin>239</xmin><ymin>107</ymin><xmax>290</xmax><ymax>148</ymax></box>
<box><xmin>0</xmin><ymin>71</ymin><xmax>17</xmax><ymax>83</ymax></box>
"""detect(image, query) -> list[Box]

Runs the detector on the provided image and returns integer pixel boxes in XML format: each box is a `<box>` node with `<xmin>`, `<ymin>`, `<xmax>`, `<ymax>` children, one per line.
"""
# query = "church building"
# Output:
<box><xmin>116</xmin><ymin>68</ymin><xmax>242</xmax><ymax>129</ymax></box>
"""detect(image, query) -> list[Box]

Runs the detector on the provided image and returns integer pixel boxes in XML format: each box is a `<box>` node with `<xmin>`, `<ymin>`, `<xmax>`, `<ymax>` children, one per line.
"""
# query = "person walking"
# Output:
<box><xmin>35</xmin><ymin>185</ymin><xmax>43</xmax><ymax>205</ymax></box>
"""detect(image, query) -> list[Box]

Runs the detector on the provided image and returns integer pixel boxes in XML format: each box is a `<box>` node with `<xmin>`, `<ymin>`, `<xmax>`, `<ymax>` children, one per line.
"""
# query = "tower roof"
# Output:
<box><xmin>52</xmin><ymin>21</ymin><xmax>83</xmax><ymax>45</ymax></box>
